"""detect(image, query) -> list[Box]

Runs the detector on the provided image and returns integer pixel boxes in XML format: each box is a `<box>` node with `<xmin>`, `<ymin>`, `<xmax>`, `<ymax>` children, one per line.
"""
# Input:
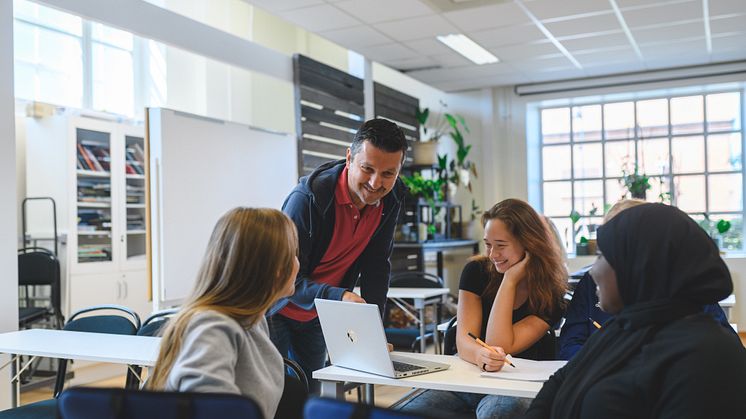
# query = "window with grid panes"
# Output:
<box><xmin>540</xmin><ymin>91</ymin><xmax>744</xmax><ymax>253</ymax></box>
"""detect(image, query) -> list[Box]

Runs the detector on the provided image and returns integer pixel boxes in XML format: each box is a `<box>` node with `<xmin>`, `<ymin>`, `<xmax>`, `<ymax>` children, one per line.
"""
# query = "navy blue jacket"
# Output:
<box><xmin>268</xmin><ymin>159</ymin><xmax>406</xmax><ymax>318</ymax></box>
<box><xmin>558</xmin><ymin>272</ymin><xmax>734</xmax><ymax>360</ymax></box>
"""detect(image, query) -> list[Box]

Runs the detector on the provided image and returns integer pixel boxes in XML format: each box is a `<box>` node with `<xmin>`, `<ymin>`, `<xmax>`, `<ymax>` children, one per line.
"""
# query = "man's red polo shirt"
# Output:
<box><xmin>278</xmin><ymin>166</ymin><xmax>383</xmax><ymax>322</ymax></box>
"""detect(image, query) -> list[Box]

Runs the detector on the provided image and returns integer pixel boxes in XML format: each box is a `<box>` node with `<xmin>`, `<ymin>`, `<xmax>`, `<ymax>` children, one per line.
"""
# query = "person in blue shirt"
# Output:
<box><xmin>559</xmin><ymin>271</ymin><xmax>734</xmax><ymax>360</ymax></box>
<box><xmin>558</xmin><ymin>198</ymin><xmax>735</xmax><ymax>361</ymax></box>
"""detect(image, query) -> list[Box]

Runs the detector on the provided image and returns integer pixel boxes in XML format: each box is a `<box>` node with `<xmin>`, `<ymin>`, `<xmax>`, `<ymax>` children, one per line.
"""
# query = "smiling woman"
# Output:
<box><xmin>398</xmin><ymin>198</ymin><xmax>568</xmax><ymax>419</ymax></box>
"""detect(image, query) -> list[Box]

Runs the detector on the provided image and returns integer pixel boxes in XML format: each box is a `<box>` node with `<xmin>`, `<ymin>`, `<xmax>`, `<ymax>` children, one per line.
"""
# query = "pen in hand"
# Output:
<box><xmin>467</xmin><ymin>332</ymin><xmax>516</xmax><ymax>368</ymax></box>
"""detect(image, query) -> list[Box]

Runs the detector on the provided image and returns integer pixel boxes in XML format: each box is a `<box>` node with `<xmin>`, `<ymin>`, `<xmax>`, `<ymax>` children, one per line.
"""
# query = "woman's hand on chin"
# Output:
<box><xmin>503</xmin><ymin>252</ymin><xmax>530</xmax><ymax>285</ymax></box>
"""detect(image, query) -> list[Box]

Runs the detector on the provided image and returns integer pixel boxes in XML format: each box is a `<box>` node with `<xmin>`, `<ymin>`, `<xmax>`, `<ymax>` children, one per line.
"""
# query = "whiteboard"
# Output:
<box><xmin>147</xmin><ymin>108</ymin><xmax>297</xmax><ymax>308</ymax></box>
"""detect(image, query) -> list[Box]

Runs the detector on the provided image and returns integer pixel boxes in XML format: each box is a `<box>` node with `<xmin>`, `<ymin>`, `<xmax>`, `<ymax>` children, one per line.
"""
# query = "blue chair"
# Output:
<box><xmin>125</xmin><ymin>308</ymin><xmax>179</xmax><ymax>389</ymax></box>
<box><xmin>57</xmin><ymin>387</ymin><xmax>261</xmax><ymax>419</ymax></box>
<box><xmin>0</xmin><ymin>305</ymin><xmax>140</xmax><ymax>419</ymax></box>
<box><xmin>304</xmin><ymin>397</ymin><xmax>432</xmax><ymax>419</ymax></box>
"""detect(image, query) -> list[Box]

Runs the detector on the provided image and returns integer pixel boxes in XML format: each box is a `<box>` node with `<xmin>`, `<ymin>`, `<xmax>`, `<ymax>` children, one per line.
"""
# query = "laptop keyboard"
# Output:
<box><xmin>392</xmin><ymin>361</ymin><xmax>423</xmax><ymax>372</ymax></box>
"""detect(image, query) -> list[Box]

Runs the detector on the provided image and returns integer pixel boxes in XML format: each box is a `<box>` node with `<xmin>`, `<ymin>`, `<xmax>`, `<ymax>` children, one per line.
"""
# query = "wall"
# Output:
<box><xmin>1</xmin><ymin>0</ymin><xmax>18</xmax><ymax>409</ymax></box>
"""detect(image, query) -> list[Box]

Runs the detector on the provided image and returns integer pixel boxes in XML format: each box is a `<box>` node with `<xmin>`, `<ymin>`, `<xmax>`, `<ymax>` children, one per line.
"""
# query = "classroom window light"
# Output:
<box><xmin>436</xmin><ymin>34</ymin><xmax>498</xmax><ymax>65</ymax></box>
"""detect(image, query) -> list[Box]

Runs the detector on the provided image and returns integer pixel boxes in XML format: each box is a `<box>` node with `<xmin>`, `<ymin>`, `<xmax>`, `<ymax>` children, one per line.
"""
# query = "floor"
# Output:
<box><xmin>19</xmin><ymin>333</ymin><xmax>746</xmax><ymax>409</ymax></box>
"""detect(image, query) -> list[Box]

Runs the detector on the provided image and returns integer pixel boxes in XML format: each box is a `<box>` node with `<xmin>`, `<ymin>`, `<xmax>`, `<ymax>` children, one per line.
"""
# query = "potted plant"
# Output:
<box><xmin>400</xmin><ymin>172</ymin><xmax>445</xmax><ymax>241</ymax></box>
<box><xmin>620</xmin><ymin>162</ymin><xmax>651</xmax><ymax>199</ymax></box>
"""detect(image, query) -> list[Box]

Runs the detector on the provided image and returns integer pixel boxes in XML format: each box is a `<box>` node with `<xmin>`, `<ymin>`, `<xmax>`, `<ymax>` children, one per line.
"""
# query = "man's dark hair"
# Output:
<box><xmin>350</xmin><ymin>118</ymin><xmax>408</xmax><ymax>161</ymax></box>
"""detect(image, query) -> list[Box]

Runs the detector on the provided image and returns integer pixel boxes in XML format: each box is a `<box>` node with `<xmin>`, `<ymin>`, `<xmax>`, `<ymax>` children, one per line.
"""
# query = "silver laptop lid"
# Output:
<box><xmin>315</xmin><ymin>299</ymin><xmax>397</xmax><ymax>377</ymax></box>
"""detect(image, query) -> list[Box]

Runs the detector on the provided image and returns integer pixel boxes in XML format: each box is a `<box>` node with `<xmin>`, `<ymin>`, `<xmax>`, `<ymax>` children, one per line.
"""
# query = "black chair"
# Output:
<box><xmin>125</xmin><ymin>308</ymin><xmax>179</xmax><ymax>389</ymax></box>
<box><xmin>0</xmin><ymin>305</ymin><xmax>140</xmax><ymax>419</ymax></box>
<box><xmin>442</xmin><ymin>316</ymin><xmax>458</xmax><ymax>356</ymax></box>
<box><xmin>384</xmin><ymin>272</ymin><xmax>444</xmax><ymax>352</ymax></box>
<box><xmin>58</xmin><ymin>387</ymin><xmax>262</xmax><ymax>419</ymax></box>
<box><xmin>18</xmin><ymin>247</ymin><xmax>64</xmax><ymax>330</ymax></box>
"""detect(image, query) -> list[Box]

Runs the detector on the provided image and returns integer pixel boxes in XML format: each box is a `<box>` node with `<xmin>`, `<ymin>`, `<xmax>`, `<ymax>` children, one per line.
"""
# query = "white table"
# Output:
<box><xmin>356</xmin><ymin>287</ymin><xmax>450</xmax><ymax>353</ymax></box>
<box><xmin>314</xmin><ymin>352</ymin><xmax>553</xmax><ymax>402</ymax></box>
<box><xmin>0</xmin><ymin>329</ymin><xmax>160</xmax><ymax>407</ymax></box>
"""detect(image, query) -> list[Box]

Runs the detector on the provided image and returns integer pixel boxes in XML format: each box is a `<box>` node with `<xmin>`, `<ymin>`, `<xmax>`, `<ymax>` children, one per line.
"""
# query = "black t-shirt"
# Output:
<box><xmin>458</xmin><ymin>259</ymin><xmax>562</xmax><ymax>360</ymax></box>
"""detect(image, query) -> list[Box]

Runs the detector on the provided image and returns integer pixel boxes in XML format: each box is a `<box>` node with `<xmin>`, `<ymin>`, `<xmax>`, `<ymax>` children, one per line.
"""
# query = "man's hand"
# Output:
<box><xmin>342</xmin><ymin>291</ymin><xmax>366</xmax><ymax>303</ymax></box>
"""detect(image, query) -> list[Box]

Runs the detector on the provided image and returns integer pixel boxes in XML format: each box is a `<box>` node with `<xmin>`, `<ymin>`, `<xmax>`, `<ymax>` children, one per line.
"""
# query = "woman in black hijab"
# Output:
<box><xmin>523</xmin><ymin>203</ymin><xmax>746</xmax><ymax>418</ymax></box>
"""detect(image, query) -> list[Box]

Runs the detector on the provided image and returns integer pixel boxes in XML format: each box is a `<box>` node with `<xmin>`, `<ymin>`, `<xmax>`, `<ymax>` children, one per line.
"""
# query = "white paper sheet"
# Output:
<box><xmin>480</xmin><ymin>358</ymin><xmax>567</xmax><ymax>382</ymax></box>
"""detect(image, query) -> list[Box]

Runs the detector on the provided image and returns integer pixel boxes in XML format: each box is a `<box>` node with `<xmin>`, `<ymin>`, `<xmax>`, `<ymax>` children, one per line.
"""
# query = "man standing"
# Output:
<box><xmin>268</xmin><ymin>118</ymin><xmax>408</xmax><ymax>392</ymax></box>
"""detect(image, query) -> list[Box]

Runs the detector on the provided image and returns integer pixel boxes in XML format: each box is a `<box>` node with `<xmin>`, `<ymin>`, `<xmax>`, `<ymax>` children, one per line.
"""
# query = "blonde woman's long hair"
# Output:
<box><xmin>147</xmin><ymin>207</ymin><xmax>298</xmax><ymax>389</ymax></box>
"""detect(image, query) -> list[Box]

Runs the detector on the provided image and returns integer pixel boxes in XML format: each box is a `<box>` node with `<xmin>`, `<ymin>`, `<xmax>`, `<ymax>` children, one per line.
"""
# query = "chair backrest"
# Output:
<box><xmin>18</xmin><ymin>247</ymin><xmax>62</xmax><ymax>322</ymax></box>
<box><xmin>54</xmin><ymin>305</ymin><xmax>141</xmax><ymax>397</ymax></box>
<box><xmin>58</xmin><ymin>387</ymin><xmax>262</xmax><ymax>419</ymax></box>
<box><xmin>389</xmin><ymin>272</ymin><xmax>443</xmax><ymax>289</ymax></box>
<box><xmin>304</xmin><ymin>397</ymin><xmax>431</xmax><ymax>419</ymax></box>
<box><xmin>138</xmin><ymin>308</ymin><xmax>179</xmax><ymax>336</ymax></box>
<box><xmin>65</xmin><ymin>304</ymin><xmax>141</xmax><ymax>335</ymax></box>
<box><xmin>442</xmin><ymin>316</ymin><xmax>458</xmax><ymax>356</ymax></box>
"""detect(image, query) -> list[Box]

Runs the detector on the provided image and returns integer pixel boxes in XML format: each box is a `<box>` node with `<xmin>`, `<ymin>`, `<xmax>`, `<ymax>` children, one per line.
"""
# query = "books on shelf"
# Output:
<box><xmin>125</xmin><ymin>143</ymin><xmax>145</xmax><ymax>175</ymax></box>
<box><xmin>78</xmin><ymin>244</ymin><xmax>112</xmax><ymax>262</ymax></box>
<box><xmin>77</xmin><ymin>208</ymin><xmax>112</xmax><ymax>231</ymax></box>
<box><xmin>126</xmin><ymin>212</ymin><xmax>146</xmax><ymax>230</ymax></box>
<box><xmin>76</xmin><ymin>142</ymin><xmax>111</xmax><ymax>172</ymax></box>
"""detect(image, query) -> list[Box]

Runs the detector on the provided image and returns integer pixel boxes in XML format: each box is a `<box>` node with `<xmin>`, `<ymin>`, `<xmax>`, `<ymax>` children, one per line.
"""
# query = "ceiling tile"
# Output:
<box><xmin>320</xmin><ymin>26</ymin><xmax>392</xmax><ymax>48</ymax></box>
<box><xmin>710</xmin><ymin>49</ymin><xmax>746</xmax><ymax>63</ymax></box>
<box><xmin>357</xmin><ymin>43</ymin><xmax>417</xmax><ymax>62</ymax></box>
<box><xmin>403</xmin><ymin>38</ymin><xmax>453</xmax><ymax>56</ymax></box>
<box><xmin>526</xmin><ymin>68</ymin><xmax>586</xmax><ymax>82</ymax></box>
<box><xmin>708</xmin><ymin>0</ymin><xmax>746</xmax><ymax>16</ymax></box>
<box><xmin>280</xmin><ymin>4</ymin><xmax>360</xmax><ymax>32</ymax></box>
<box><xmin>616</xmin><ymin>0</ymin><xmax>688</xmax><ymax>8</ymax></box>
<box><xmin>523</xmin><ymin>0</ymin><xmax>611</xmax><ymax>20</ymax></box>
<box><xmin>544</xmin><ymin>13</ymin><xmax>621</xmax><ymax>38</ymax></box>
<box><xmin>639</xmin><ymin>38</ymin><xmax>707</xmax><ymax>57</ymax></box>
<box><xmin>645</xmin><ymin>53</ymin><xmax>710</xmax><ymax>69</ymax></box>
<box><xmin>469</xmin><ymin>23</ymin><xmax>547</xmax><ymax>48</ymax></box>
<box><xmin>406</xmin><ymin>62</ymin><xmax>515</xmax><ymax>84</ymax></box>
<box><xmin>622</xmin><ymin>0</ymin><xmax>701</xmax><ymax>28</ymax></box>
<box><xmin>583</xmin><ymin>61</ymin><xmax>646</xmax><ymax>77</ymax></box>
<box><xmin>443</xmin><ymin>2</ymin><xmax>531</xmax><ymax>32</ymax></box>
<box><xmin>429</xmin><ymin>53</ymin><xmax>474</xmax><ymax>68</ymax></box>
<box><xmin>435</xmin><ymin>73</ymin><xmax>533</xmax><ymax>91</ymax></box>
<box><xmin>710</xmin><ymin>15</ymin><xmax>746</xmax><ymax>35</ymax></box>
<box><xmin>247</xmin><ymin>0</ymin><xmax>325</xmax><ymax>12</ymax></box>
<box><xmin>562</xmin><ymin>32</ymin><xmax>631</xmax><ymax>52</ymax></box>
<box><xmin>631</xmin><ymin>21</ymin><xmax>704</xmax><ymax>44</ymax></box>
<box><xmin>373</xmin><ymin>14</ymin><xmax>459</xmax><ymax>42</ymax></box>
<box><xmin>385</xmin><ymin>56</ymin><xmax>439</xmax><ymax>71</ymax></box>
<box><xmin>489</xmin><ymin>42</ymin><xmax>562</xmax><ymax>61</ymax></box>
<box><xmin>511</xmin><ymin>56</ymin><xmax>575</xmax><ymax>72</ymax></box>
<box><xmin>574</xmin><ymin>47</ymin><xmax>639</xmax><ymax>66</ymax></box>
<box><xmin>333</xmin><ymin>0</ymin><xmax>433</xmax><ymax>24</ymax></box>
<box><xmin>711</xmin><ymin>33</ymin><xmax>746</xmax><ymax>53</ymax></box>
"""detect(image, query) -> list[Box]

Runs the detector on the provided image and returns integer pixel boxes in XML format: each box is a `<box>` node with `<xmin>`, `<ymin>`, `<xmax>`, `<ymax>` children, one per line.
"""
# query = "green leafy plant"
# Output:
<box><xmin>621</xmin><ymin>163</ymin><xmax>651</xmax><ymax>199</ymax></box>
<box><xmin>717</xmin><ymin>219</ymin><xmax>732</xmax><ymax>235</ymax></box>
<box><xmin>400</xmin><ymin>172</ymin><xmax>445</xmax><ymax>210</ymax></box>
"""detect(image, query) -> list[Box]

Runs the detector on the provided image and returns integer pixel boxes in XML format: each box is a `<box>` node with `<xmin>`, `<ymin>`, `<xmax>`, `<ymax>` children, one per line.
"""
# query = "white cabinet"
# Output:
<box><xmin>24</xmin><ymin>114</ymin><xmax>151</xmax><ymax>320</ymax></box>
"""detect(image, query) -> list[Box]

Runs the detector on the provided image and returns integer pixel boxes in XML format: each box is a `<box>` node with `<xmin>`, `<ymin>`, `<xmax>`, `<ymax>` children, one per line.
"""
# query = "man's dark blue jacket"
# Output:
<box><xmin>268</xmin><ymin>159</ymin><xmax>406</xmax><ymax>317</ymax></box>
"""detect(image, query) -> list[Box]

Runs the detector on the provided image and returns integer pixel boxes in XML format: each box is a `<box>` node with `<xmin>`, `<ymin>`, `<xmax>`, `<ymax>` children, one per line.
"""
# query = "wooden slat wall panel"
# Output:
<box><xmin>294</xmin><ymin>54</ymin><xmax>364</xmax><ymax>178</ymax></box>
<box><xmin>373</xmin><ymin>82</ymin><xmax>420</xmax><ymax>142</ymax></box>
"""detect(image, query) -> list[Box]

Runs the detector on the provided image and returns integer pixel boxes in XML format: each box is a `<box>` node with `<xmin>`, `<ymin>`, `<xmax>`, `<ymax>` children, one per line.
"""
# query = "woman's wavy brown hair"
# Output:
<box><xmin>147</xmin><ymin>207</ymin><xmax>298</xmax><ymax>389</ymax></box>
<box><xmin>480</xmin><ymin>199</ymin><xmax>567</xmax><ymax>321</ymax></box>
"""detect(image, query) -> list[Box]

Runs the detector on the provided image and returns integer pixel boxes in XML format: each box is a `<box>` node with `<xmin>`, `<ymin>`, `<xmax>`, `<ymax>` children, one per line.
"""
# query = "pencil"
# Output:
<box><xmin>589</xmin><ymin>317</ymin><xmax>602</xmax><ymax>329</ymax></box>
<box><xmin>467</xmin><ymin>332</ymin><xmax>516</xmax><ymax>368</ymax></box>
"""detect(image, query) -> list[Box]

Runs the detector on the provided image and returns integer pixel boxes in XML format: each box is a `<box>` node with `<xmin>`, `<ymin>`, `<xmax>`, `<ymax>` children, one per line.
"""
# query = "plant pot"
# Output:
<box><xmin>411</xmin><ymin>141</ymin><xmax>438</xmax><ymax>165</ymax></box>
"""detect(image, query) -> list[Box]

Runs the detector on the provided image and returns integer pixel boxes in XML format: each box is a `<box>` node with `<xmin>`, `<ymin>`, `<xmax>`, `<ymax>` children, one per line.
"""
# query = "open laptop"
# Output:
<box><xmin>315</xmin><ymin>298</ymin><xmax>449</xmax><ymax>379</ymax></box>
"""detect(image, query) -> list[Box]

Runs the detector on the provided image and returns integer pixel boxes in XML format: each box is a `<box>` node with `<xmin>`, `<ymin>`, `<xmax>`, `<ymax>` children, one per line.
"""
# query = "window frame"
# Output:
<box><xmin>539</xmin><ymin>89</ymin><xmax>745</xmax><ymax>253</ymax></box>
